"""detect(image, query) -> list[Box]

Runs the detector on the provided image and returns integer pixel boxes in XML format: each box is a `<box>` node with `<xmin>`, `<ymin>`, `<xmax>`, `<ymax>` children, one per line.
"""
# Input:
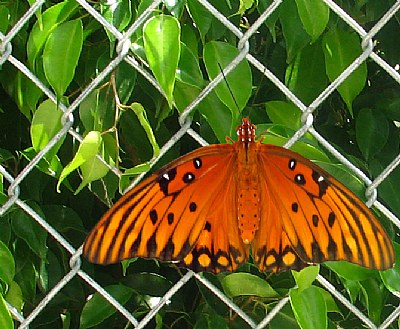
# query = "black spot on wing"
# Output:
<box><xmin>189</xmin><ymin>202</ymin><xmax>197</xmax><ymax>212</ymax></box>
<box><xmin>295</xmin><ymin>174</ymin><xmax>306</xmax><ymax>185</ymax></box>
<box><xmin>193</xmin><ymin>158</ymin><xmax>202</xmax><ymax>169</ymax></box>
<box><xmin>167</xmin><ymin>213</ymin><xmax>174</xmax><ymax>225</ymax></box>
<box><xmin>149</xmin><ymin>209</ymin><xmax>158</xmax><ymax>224</ymax></box>
<box><xmin>311</xmin><ymin>170</ymin><xmax>328</xmax><ymax>197</ymax></box>
<box><xmin>288</xmin><ymin>159</ymin><xmax>297</xmax><ymax>170</ymax></box>
<box><xmin>183</xmin><ymin>172</ymin><xmax>195</xmax><ymax>184</ymax></box>
<box><xmin>157</xmin><ymin>168</ymin><xmax>177</xmax><ymax>196</ymax></box>
<box><xmin>328</xmin><ymin>212</ymin><xmax>335</xmax><ymax>227</ymax></box>
<box><xmin>312</xmin><ymin>214</ymin><xmax>319</xmax><ymax>227</ymax></box>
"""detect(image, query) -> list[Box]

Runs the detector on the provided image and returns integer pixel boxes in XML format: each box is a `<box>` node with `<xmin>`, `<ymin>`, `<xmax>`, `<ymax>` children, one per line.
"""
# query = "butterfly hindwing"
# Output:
<box><xmin>257</xmin><ymin>145</ymin><xmax>395</xmax><ymax>270</ymax></box>
<box><xmin>83</xmin><ymin>144</ymin><xmax>242</xmax><ymax>267</ymax></box>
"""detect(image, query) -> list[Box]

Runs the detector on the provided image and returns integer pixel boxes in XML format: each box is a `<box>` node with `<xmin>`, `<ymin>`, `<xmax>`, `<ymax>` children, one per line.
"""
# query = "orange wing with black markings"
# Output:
<box><xmin>83</xmin><ymin>118</ymin><xmax>395</xmax><ymax>273</ymax></box>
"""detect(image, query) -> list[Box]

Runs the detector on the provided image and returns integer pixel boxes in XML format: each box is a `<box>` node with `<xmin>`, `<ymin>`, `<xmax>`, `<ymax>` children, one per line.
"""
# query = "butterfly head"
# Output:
<box><xmin>237</xmin><ymin>117</ymin><xmax>256</xmax><ymax>144</ymax></box>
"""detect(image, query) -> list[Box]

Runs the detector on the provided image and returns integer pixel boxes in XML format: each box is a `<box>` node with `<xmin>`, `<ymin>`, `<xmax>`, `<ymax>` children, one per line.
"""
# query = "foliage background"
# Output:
<box><xmin>1</xmin><ymin>0</ymin><xmax>400</xmax><ymax>328</ymax></box>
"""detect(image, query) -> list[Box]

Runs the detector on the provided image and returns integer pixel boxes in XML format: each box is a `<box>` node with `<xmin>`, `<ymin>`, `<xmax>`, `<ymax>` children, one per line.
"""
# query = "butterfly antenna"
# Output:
<box><xmin>218</xmin><ymin>63</ymin><xmax>241</xmax><ymax>114</ymax></box>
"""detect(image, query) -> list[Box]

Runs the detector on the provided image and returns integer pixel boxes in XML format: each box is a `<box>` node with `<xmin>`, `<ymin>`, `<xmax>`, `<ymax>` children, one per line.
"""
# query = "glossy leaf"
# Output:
<box><xmin>75</xmin><ymin>155</ymin><xmax>109</xmax><ymax>194</ymax></box>
<box><xmin>285</xmin><ymin>41</ymin><xmax>328</xmax><ymax>104</ymax></box>
<box><xmin>323</xmin><ymin>30</ymin><xmax>367</xmax><ymax>115</ymax></box>
<box><xmin>221</xmin><ymin>273</ymin><xmax>278</xmax><ymax>298</ymax></box>
<box><xmin>143</xmin><ymin>15</ymin><xmax>180</xmax><ymax>108</ymax></box>
<box><xmin>203</xmin><ymin>41</ymin><xmax>252</xmax><ymax>118</ymax></box>
<box><xmin>294</xmin><ymin>0</ymin><xmax>329</xmax><ymax>42</ymax></box>
<box><xmin>290</xmin><ymin>286</ymin><xmax>327</xmax><ymax>329</ymax></box>
<box><xmin>11</xmin><ymin>207</ymin><xmax>47</xmax><ymax>259</ymax></box>
<box><xmin>80</xmin><ymin>285</ymin><xmax>133</xmax><ymax>329</ymax></box>
<box><xmin>0</xmin><ymin>295</ymin><xmax>12</xmax><ymax>329</ymax></box>
<box><xmin>355</xmin><ymin>108</ymin><xmax>389</xmax><ymax>161</ymax></box>
<box><xmin>27</xmin><ymin>0</ymin><xmax>79</xmax><ymax>67</ymax></box>
<box><xmin>265</xmin><ymin>101</ymin><xmax>302</xmax><ymax>130</ymax></box>
<box><xmin>280</xmin><ymin>0</ymin><xmax>311</xmax><ymax>62</ymax></box>
<box><xmin>57</xmin><ymin>131</ymin><xmax>102</xmax><ymax>191</ymax></box>
<box><xmin>380</xmin><ymin>242</ymin><xmax>400</xmax><ymax>292</ymax></box>
<box><xmin>43</xmin><ymin>19</ymin><xmax>83</xmax><ymax>97</ymax></box>
<box><xmin>31</xmin><ymin>100</ymin><xmax>65</xmax><ymax>161</ymax></box>
<box><xmin>292</xmin><ymin>266</ymin><xmax>319</xmax><ymax>292</ymax></box>
<box><xmin>0</xmin><ymin>240</ymin><xmax>14</xmax><ymax>286</ymax></box>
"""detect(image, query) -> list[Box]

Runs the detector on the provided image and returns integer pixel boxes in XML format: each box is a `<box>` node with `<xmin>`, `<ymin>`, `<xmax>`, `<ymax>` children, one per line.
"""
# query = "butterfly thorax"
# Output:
<box><xmin>235</xmin><ymin>118</ymin><xmax>261</xmax><ymax>244</ymax></box>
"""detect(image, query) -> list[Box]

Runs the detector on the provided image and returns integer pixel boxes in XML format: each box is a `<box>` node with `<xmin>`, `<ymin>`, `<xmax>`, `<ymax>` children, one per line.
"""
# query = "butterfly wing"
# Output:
<box><xmin>253</xmin><ymin>144</ymin><xmax>394</xmax><ymax>271</ymax></box>
<box><xmin>83</xmin><ymin>144</ymin><xmax>247</xmax><ymax>272</ymax></box>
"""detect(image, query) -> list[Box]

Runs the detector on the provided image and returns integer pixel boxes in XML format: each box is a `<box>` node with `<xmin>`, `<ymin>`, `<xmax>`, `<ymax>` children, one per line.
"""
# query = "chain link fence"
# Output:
<box><xmin>1</xmin><ymin>0</ymin><xmax>400</xmax><ymax>328</ymax></box>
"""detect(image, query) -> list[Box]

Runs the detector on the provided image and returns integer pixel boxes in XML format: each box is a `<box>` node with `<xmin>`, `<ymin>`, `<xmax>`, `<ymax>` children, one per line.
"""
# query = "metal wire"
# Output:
<box><xmin>1</xmin><ymin>0</ymin><xmax>400</xmax><ymax>328</ymax></box>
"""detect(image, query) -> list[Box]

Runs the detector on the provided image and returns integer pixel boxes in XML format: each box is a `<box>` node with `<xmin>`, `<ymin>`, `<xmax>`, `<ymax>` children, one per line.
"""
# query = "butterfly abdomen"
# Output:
<box><xmin>236</xmin><ymin>139</ymin><xmax>262</xmax><ymax>244</ymax></box>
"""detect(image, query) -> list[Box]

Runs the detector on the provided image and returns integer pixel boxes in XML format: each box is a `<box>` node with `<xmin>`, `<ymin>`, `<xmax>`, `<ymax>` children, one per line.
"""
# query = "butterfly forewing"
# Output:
<box><xmin>83</xmin><ymin>144</ymin><xmax>239</xmax><ymax>266</ymax></box>
<box><xmin>258</xmin><ymin>145</ymin><xmax>395</xmax><ymax>270</ymax></box>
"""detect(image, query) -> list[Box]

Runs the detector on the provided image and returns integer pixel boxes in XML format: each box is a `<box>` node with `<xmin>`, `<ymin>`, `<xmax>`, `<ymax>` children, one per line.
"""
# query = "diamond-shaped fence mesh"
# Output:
<box><xmin>1</xmin><ymin>0</ymin><xmax>400</xmax><ymax>328</ymax></box>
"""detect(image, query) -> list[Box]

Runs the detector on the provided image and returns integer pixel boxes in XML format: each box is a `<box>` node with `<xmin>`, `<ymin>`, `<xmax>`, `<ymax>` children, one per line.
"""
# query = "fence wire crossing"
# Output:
<box><xmin>1</xmin><ymin>0</ymin><xmax>400</xmax><ymax>328</ymax></box>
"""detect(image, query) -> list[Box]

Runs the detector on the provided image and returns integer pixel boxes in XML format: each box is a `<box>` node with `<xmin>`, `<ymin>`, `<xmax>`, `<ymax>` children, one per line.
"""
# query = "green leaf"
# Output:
<box><xmin>11</xmin><ymin>207</ymin><xmax>48</xmax><ymax>259</ymax></box>
<box><xmin>43</xmin><ymin>19</ymin><xmax>83</xmax><ymax>98</ymax></box>
<box><xmin>325</xmin><ymin>261</ymin><xmax>378</xmax><ymax>281</ymax></box>
<box><xmin>80</xmin><ymin>285</ymin><xmax>133</xmax><ymax>329</ymax></box>
<box><xmin>203</xmin><ymin>41</ymin><xmax>252</xmax><ymax>118</ymax></box>
<box><xmin>0</xmin><ymin>240</ymin><xmax>15</xmax><ymax>286</ymax></box>
<box><xmin>290</xmin><ymin>286</ymin><xmax>327</xmax><ymax>329</ymax></box>
<box><xmin>27</xmin><ymin>0</ymin><xmax>79</xmax><ymax>68</ymax></box>
<box><xmin>292</xmin><ymin>266</ymin><xmax>319</xmax><ymax>292</ymax></box>
<box><xmin>121</xmin><ymin>273</ymin><xmax>172</xmax><ymax>296</ymax></box>
<box><xmin>130</xmin><ymin>103</ymin><xmax>160</xmax><ymax>158</ymax></box>
<box><xmin>221</xmin><ymin>273</ymin><xmax>279</xmax><ymax>298</ymax></box>
<box><xmin>360</xmin><ymin>278</ymin><xmax>382</xmax><ymax>323</ymax></box>
<box><xmin>294</xmin><ymin>0</ymin><xmax>329</xmax><ymax>42</ymax></box>
<box><xmin>0</xmin><ymin>295</ymin><xmax>13</xmax><ymax>329</ymax></box>
<box><xmin>31</xmin><ymin>100</ymin><xmax>65</xmax><ymax>161</ymax></box>
<box><xmin>266</xmin><ymin>101</ymin><xmax>302</xmax><ymax>130</ymax></box>
<box><xmin>101</xmin><ymin>0</ymin><xmax>132</xmax><ymax>41</ymax></box>
<box><xmin>75</xmin><ymin>155</ymin><xmax>109</xmax><ymax>194</ymax></box>
<box><xmin>280</xmin><ymin>0</ymin><xmax>311</xmax><ymax>62</ymax></box>
<box><xmin>186</xmin><ymin>0</ymin><xmax>213</xmax><ymax>42</ymax></box>
<box><xmin>57</xmin><ymin>131</ymin><xmax>102</xmax><ymax>191</ymax></box>
<box><xmin>176</xmin><ymin>43</ymin><xmax>203</xmax><ymax>87</ymax></box>
<box><xmin>143</xmin><ymin>15</ymin><xmax>180</xmax><ymax>108</ymax></box>
<box><xmin>173</xmin><ymin>81</ymin><xmax>232</xmax><ymax>143</ymax></box>
<box><xmin>380</xmin><ymin>242</ymin><xmax>400</xmax><ymax>292</ymax></box>
<box><xmin>5</xmin><ymin>281</ymin><xmax>23</xmax><ymax>312</ymax></box>
<box><xmin>285</xmin><ymin>41</ymin><xmax>328</xmax><ymax>104</ymax></box>
<box><xmin>355</xmin><ymin>108</ymin><xmax>389</xmax><ymax>161</ymax></box>
<box><xmin>323</xmin><ymin>30</ymin><xmax>367</xmax><ymax>115</ymax></box>
<box><xmin>0</xmin><ymin>6</ymin><xmax>9</xmax><ymax>34</ymax></box>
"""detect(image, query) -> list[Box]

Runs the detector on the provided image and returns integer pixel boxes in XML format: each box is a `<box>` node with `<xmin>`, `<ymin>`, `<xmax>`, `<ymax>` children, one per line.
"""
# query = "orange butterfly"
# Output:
<box><xmin>83</xmin><ymin>118</ymin><xmax>395</xmax><ymax>273</ymax></box>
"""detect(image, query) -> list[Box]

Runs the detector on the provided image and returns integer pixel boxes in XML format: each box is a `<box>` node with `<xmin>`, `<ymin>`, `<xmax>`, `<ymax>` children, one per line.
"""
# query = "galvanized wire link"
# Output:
<box><xmin>2</xmin><ymin>1</ymin><xmax>400</xmax><ymax>329</ymax></box>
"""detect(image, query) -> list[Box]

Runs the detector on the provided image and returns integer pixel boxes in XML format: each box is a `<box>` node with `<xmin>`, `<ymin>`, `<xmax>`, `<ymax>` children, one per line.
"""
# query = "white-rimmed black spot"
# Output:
<box><xmin>295</xmin><ymin>174</ymin><xmax>306</xmax><ymax>185</ymax></box>
<box><xmin>157</xmin><ymin>168</ymin><xmax>177</xmax><ymax>195</ymax></box>
<box><xmin>312</xmin><ymin>170</ymin><xmax>328</xmax><ymax>197</ymax></box>
<box><xmin>288</xmin><ymin>159</ymin><xmax>297</xmax><ymax>170</ymax></box>
<box><xmin>183</xmin><ymin>172</ymin><xmax>195</xmax><ymax>184</ymax></box>
<box><xmin>193</xmin><ymin>158</ymin><xmax>202</xmax><ymax>169</ymax></box>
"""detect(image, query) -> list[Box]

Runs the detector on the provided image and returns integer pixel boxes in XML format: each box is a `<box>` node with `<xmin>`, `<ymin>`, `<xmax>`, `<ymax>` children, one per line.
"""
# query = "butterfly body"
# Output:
<box><xmin>83</xmin><ymin>118</ymin><xmax>395</xmax><ymax>273</ymax></box>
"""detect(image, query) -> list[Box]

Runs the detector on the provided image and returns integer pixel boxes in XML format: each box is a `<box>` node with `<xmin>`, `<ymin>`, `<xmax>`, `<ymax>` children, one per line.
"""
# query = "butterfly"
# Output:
<box><xmin>83</xmin><ymin>118</ymin><xmax>395</xmax><ymax>273</ymax></box>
